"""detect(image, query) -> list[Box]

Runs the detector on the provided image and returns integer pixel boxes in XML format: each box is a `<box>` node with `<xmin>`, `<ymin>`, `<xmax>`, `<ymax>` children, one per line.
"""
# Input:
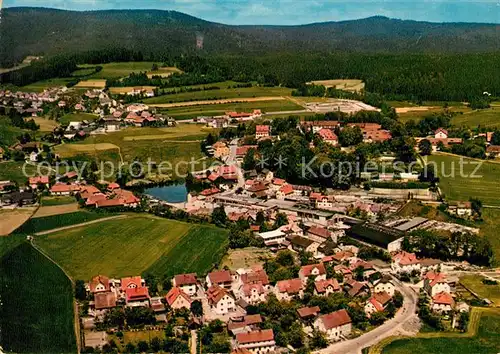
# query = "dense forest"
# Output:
<box><xmin>2</xmin><ymin>7</ymin><xmax>500</xmax><ymax>66</ymax></box>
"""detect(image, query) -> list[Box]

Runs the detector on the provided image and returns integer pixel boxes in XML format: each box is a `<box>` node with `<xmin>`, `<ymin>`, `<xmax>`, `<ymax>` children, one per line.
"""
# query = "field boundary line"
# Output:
<box><xmin>34</xmin><ymin>214</ymin><xmax>127</xmax><ymax>235</ymax></box>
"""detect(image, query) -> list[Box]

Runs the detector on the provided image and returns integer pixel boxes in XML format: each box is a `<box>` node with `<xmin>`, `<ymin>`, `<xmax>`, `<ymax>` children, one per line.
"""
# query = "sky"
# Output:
<box><xmin>2</xmin><ymin>0</ymin><xmax>500</xmax><ymax>25</ymax></box>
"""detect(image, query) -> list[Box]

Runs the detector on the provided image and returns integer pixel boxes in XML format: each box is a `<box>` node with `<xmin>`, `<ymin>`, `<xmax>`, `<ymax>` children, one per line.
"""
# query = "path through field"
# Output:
<box><xmin>34</xmin><ymin>214</ymin><xmax>127</xmax><ymax>235</ymax></box>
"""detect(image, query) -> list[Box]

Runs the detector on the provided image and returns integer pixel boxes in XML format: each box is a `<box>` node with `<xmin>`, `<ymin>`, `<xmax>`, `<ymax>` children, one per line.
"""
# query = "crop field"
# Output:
<box><xmin>59</xmin><ymin>112</ymin><xmax>99</xmax><ymax>125</ymax></box>
<box><xmin>381</xmin><ymin>309</ymin><xmax>500</xmax><ymax>354</ymax></box>
<box><xmin>109</xmin><ymin>85</ymin><xmax>157</xmax><ymax>94</ymax></box>
<box><xmin>13</xmin><ymin>210</ymin><xmax>115</xmax><ymax>235</ymax></box>
<box><xmin>144</xmin><ymin>86</ymin><xmax>292</xmax><ymax>104</ymax></box>
<box><xmin>78</xmin><ymin>62</ymin><xmax>163</xmax><ymax>79</ymax></box>
<box><xmin>33</xmin><ymin>117</ymin><xmax>59</xmax><ymax>131</ymax></box>
<box><xmin>33</xmin><ymin>203</ymin><xmax>80</xmax><ymax>218</ymax></box>
<box><xmin>0</xmin><ymin>243</ymin><xmax>76</xmax><ymax>353</ymax></box>
<box><xmin>426</xmin><ymin>153</ymin><xmax>500</xmax><ymax>206</ymax></box>
<box><xmin>0</xmin><ymin>208</ymin><xmax>37</xmax><ymax>236</ymax></box>
<box><xmin>461</xmin><ymin>274</ymin><xmax>500</xmax><ymax>305</ymax></box>
<box><xmin>35</xmin><ymin>214</ymin><xmax>229</xmax><ymax>280</ymax></box>
<box><xmin>74</xmin><ymin>79</ymin><xmax>107</xmax><ymax>89</ymax></box>
<box><xmin>307</xmin><ymin>79</ymin><xmax>365</xmax><ymax>92</ymax></box>
<box><xmin>397</xmin><ymin>106</ymin><xmax>472</xmax><ymax>124</ymax></box>
<box><xmin>55</xmin><ymin>142</ymin><xmax>120</xmax><ymax>157</ymax></box>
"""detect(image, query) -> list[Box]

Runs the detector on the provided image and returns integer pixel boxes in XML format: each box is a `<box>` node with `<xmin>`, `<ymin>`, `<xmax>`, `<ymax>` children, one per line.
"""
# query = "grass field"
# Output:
<box><xmin>477</xmin><ymin>208</ymin><xmax>500</xmax><ymax>267</ymax></box>
<box><xmin>0</xmin><ymin>116</ymin><xmax>24</xmax><ymax>145</ymax></box>
<box><xmin>34</xmin><ymin>203</ymin><xmax>80</xmax><ymax>218</ymax></box>
<box><xmin>144</xmin><ymin>86</ymin><xmax>292</xmax><ymax>104</ymax></box>
<box><xmin>41</xmin><ymin>196</ymin><xmax>78</xmax><ymax>206</ymax></box>
<box><xmin>449</xmin><ymin>106</ymin><xmax>500</xmax><ymax>128</ymax></box>
<box><xmin>163</xmin><ymin>100</ymin><xmax>304</xmax><ymax>120</ymax></box>
<box><xmin>56</xmin><ymin>124</ymin><xmax>215</xmax><ymax>176</ymax></box>
<box><xmin>381</xmin><ymin>309</ymin><xmax>500</xmax><ymax>354</ymax></box>
<box><xmin>0</xmin><ymin>161</ymin><xmax>52</xmax><ymax>184</ymax></box>
<box><xmin>397</xmin><ymin>106</ymin><xmax>471</xmax><ymax>124</ymax></box>
<box><xmin>0</xmin><ymin>242</ymin><xmax>76</xmax><ymax>353</ymax></box>
<box><xmin>22</xmin><ymin>77</ymin><xmax>75</xmax><ymax>92</ymax></box>
<box><xmin>59</xmin><ymin>112</ymin><xmax>99</xmax><ymax>126</ymax></box>
<box><xmin>35</xmin><ymin>214</ymin><xmax>229</xmax><ymax>280</ymax></box>
<box><xmin>427</xmin><ymin>153</ymin><xmax>500</xmax><ymax>206</ymax></box>
<box><xmin>220</xmin><ymin>247</ymin><xmax>273</xmax><ymax>270</ymax></box>
<box><xmin>146</xmin><ymin>66</ymin><xmax>182</xmax><ymax>78</ymax></box>
<box><xmin>13</xmin><ymin>210</ymin><xmax>114</xmax><ymax>235</ymax></box>
<box><xmin>461</xmin><ymin>275</ymin><xmax>500</xmax><ymax>305</ymax></box>
<box><xmin>33</xmin><ymin>117</ymin><xmax>59</xmax><ymax>131</ymax></box>
<box><xmin>79</xmin><ymin>62</ymin><xmax>162</xmax><ymax>79</ymax></box>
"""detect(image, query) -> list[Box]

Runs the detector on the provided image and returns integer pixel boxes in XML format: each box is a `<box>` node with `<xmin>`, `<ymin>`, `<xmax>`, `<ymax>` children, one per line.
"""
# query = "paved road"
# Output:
<box><xmin>190</xmin><ymin>330</ymin><xmax>197</xmax><ymax>354</ymax></box>
<box><xmin>314</xmin><ymin>277</ymin><xmax>418</xmax><ymax>354</ymax></box>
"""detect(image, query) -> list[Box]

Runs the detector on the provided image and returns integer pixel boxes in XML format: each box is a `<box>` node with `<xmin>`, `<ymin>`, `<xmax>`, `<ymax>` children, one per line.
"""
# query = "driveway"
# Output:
<box><xmin>313</xmin><ymin>276</ymin><xmax>419</xmax><ymax>354</ymax></box>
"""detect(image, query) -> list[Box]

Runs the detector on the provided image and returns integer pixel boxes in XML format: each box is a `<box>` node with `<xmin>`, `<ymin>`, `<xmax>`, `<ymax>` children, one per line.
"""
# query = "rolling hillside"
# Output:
<box><xmin>1</xmin><ymin>7</ymin><xmax>500</xmax><ymax>65</ymax></box>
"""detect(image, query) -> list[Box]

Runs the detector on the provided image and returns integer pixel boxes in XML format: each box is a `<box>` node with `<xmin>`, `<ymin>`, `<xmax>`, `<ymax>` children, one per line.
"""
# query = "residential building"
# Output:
<box><xmin>276</xmin><ymin>184</ymin><xmax>294</xmax><ymax>200</ymax></box>
<box><xmin>165</xmin><ymin>287</ymin><xmax>192</xmax><ymax>310</ymax></box>
<box><xmin>317</xmin><ymin>128</ymin><xmax>338</xmax><ymax>145</ymax></box>
<box><xmin>275</xmin><ymin>279</ymin><xmax>304</xmax><ymax>301</ymax></box>
<box><xmin>206</xmin><ymin>270</ymin><xmax>233</xmax><ymax>289</ymax></box>
<box><xmin>447</xmin><ymin>201</ymin><xmax>473</xmax><ymax>217</ymax></box>
<box><xmin>431</xmin><ymin>292</ymin><xmax>455</xmax><ymax>313</ymax></box>
<box><xmin>314</xmin><ymin>279</ymin><xmax>341</xmax><ymax>296</ymax></box>
<box><xmin>299</xmin><ymin>263</ymin><xmax>327</xmax><ymax>284</ymax></box>
<box><xmin>125</xmin><ymin>286</ymin><xmax>150</xmax><ymax>307</ymax></box>
<box><xmin>306</xmin><ymin>225</ymin><xmax>334</xmax><ymax>243</ymax></box>
<box><xmin>255</xmin><ymin>125</ymin><xmax>270</xmax><ymax>139</ymax></box>
<box><xmin>373</xmin><ymin>277</ymin><xmax>396</xmax><ymax>297</ymax></box>
<box><xmin>213</xmin><ymin>141</ymin><xmax>230</xmax><ymax>159</ymax></box>
<box><xmin>241</xmin><ymin>283</ymin><xmax>267</xmax><ymax>305</ymax></box>
<box><xmin>29</xmin><ymin>175</ymin><xmax>49</xmax><ymax>189</ymax></box>
<box><xmin>235</xmin><ymin>329</ymin><xmax>275</xmax><ymax>354</ymax></box>
<box><xmin>172</xmin><ymin>273</ymin><xmax>198</xmax><ymax>296</ymax></box>
<box><xmin>207</xmin><ymin>285</ymin><xmax>236</xmax><ymax>315</ymax></box>
<box><xmin>364</xmin><ymin>291</ymin><xmax>392</xmax><ymax>317</ymax></box>
<box><xmin>313</xmin><ymin>309</ymin><xmax>352</xmax><ymax>341</ymax></box>
<box><xmin>228</xmin><ymin>314</ymin><xmax>263</xmax><ymax>335</ymax></box>
<box><xmin>424</xmin><ymin>271</ymin><xmax>451</xmax><ymax>296</ymax></box>
<box><xmin>89</xmin><ymin>275</ymin><xmax>112</xmax><ymax>294</ymax></box>
<box><xmin>297</xmin><ymin>306</ymin><xmax>321</xmax><ymax>322</ymax></box>
<box><xmin>434</xmin><ymin>128</ymin><xmax>448</xmax><ymax>139</ymax></box>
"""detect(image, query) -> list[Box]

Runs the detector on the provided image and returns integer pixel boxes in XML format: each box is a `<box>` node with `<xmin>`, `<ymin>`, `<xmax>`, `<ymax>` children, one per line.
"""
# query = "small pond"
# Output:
<box><xmin>144</xmin><ymin>184</ymin><xmax>188</xmax><ymax>203</ymax></box>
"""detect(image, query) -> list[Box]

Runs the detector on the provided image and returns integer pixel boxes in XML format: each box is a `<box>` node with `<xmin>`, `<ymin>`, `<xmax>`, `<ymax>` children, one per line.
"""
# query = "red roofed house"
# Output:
<box><xmin>172</xmin><ymin>273</ymin><xmax>198</xmax><ymax>296</ymax></box>
<box><xmin>306</xmin><ymin>226</ymin><xmax>334</xmax><ymax>243</ymax></box>
<box><xmin>236</xmin><ymin>146</ymin><xmax>257</xmax><ymax>160</ymax></box>
<box><xmin>207</xmin><ymin>285</ymin><xmax>236</xmax><ymax>315</ymax></box>
<box><xmin>206</xmin><ymin>270</ymin><xmax>234</xmax><ymax>289</ymax></box>
<box><xmin>317</xmin><ymin>128</ymin><xmax>338</xmax><ymax>146</ymax></box>
<box><xmin>364</xmin><ymin>291</ymin><xmax>392</xmax><ymax>317</ymax></box>
<box><xmin>228</xmin><ymin>314</ymin><xmax>263</xmax><ymax>335</ymax></box>
<box><xmin>255</xmin><ymin>125</ymin><xmax>270</xmax><ymax>139</ymax></box>
<box><xmin>120</xmin><ymin>276</ymin><xmax>145</xmax><ymax>292</ymax></box>
<box><xmin>299</xmin><ymin>263</ymin><xmax>327</xmax><ymax>284</ymax></box>
<box><xmin>89</xmin><ymin>275</ymin><xmax>112</xmax><ymax>294</ymax></box>
<box><xmin>276</xmin><ymin>184</ymin><xmax>294</xmax><ymax>200</ymax></box>
<box><xmin>297</xmin><ymin>306</ymin><xmax>321</xmax><ymax>320</ymax></box>
<box><xmin>373</xmin><ymin>277</ymin><xmax>396</xmax><ymax>297</ymax></box>
<box><xmin>314</xmin><ymin>279</ymin><xmax>341</xmax><ymax>297</ymax></box>
<box><xmin>434</xmin><ymin>128</ymin><xmax>448</xmax><ymax>139</ymax></box>
<box><xmin>274</xmin><ymin>278</ymin><xmax>304</xmax><ymax>301</ymax></box>
<box><xmin>29</xmin><ymin>175</ymin><xmax>49</xmax><ymax>189</ymax></box>
<box><xmin>94</xmin><ymin>292</ymin><xmax>117</xmax><ymax>311</ymax></box>
<box><xmin>50</xmin><ymin>183</ymin><xmax>81</xmax><ymax>196</ymax></box>
<box><xmin>391</xmin><ymin>251</ymin><xmax>420</xmax><ymax>273</ymax></box>
<box><xmin>235</xmin><ymin>329</ymin><xmax>275</xmax><ymax>354</ymax></box>
<box><xmin>165</xmin><ymin>287</ymin><xmax>192</xmax><ymax>310</ymax></box>
<box><xmin>313</xmin><ymin>309</ymin><xmax>352</xmax><ymax>341</ymax></box>
<box><xmin>424</xmin><ymin>271</ymin><xmax>450</xmax><ymax>296</ymax></box>
<box><xmin>363</xmin><ymin>129</ymin><xmax>392</xmax><ymax>143</ymax></box>
<box><xmin>241</xmin><ymin>283</ymin><xmax>267</xmax><ymax>305</ymax></box>
<box><xmin>432</xmin><ymin>292</ymin><xmax>455</xmax><ymax>313</ymax></box>
<box><xmin>125</xmin><ymin>286</ymin><xmax>150</xmax><ymax>306</ymax></box>
<box><xmin>107</xmin><ymin>182</ymin><xmax>120</xmax><ymax>191</ymax></box>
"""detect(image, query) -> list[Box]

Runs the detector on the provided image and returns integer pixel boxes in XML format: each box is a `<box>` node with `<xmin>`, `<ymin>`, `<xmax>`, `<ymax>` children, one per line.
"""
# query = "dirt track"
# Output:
<box><xmin>34</xmin><ymin>214</ymin><xmax>127</xmax><ymax>235</ymax></box>
<box><xmin>148</xmin><ymin>96</ymin><xmax>286</xmax><ymax>108</ymax></box>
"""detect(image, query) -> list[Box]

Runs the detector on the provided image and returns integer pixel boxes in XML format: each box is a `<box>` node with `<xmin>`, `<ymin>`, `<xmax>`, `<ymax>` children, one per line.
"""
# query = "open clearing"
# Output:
<box><xmin>450</xmin><ymin>106</ymin><xmax>500</xmax><ymax>128</ymax></box>
<box><xmin>33</xmin><ymin>117</ymin><xmax>59</xmax><ymax>131</ymax></box>
<box><xmin>35</xmin><ymin>214</ymin><xmax>228</xmax><ymax>280</ymax></box>
<box><xmin>0</xmin><ymin>208</ymin><xmax>37</xmax><ymax>236</ymax></box>
<box><xmin>148</xmin><ymin>96</ymin><xmax>288</xmax><ymax>108</ymax></box>
<box><xmin>79</xmin><ymin>62</ymin><xmax>163</xmax><ymax>79</ymax></box>
<box><xmin>74</xmin><ymin>79</ymin><xmax>107</xmax><ymax>89</ymax></box>
<box><xmin>21</xmin><ymin>77</ymin><xmax>75</xmax><ymax>92</ymax></box>
<box><xmin>220</xmin><ymin>247</ymin><xmax>273</xmax><ymax>270</ymax></box>
<box><xmin>33</xmin><ymin>203</ymin><xmax>80</xmax><ymax>218</ymax></box>
<box><xmin>146</xmin><ymin>66</ymin><xmax>182</xmax><ymax>78</ymax></box>
<box><xmin>461</xmin><ymin>275</ymin><xmax>500</xmax><ymax>305</ymax></box>
<box><xmin>59</xmin><ymin>112</ymin><xmax>99</xmax><ymax>125</ymax></box>
<box><xmin>381</xmin><ymin>308</ymin><xmax>500</xmax><ymax>354</ymax></box>
<box><xmin>306</xmin><ymin>79</ymin><xmax>365</xmax><ymax>92</ymax></box>
<box><xmin>109</xmin><ymin>85</ymin><xmax>157</xmax><ymax>94</ymax></box>
<box><xmin>41</xmin><ymin>196</ymin><xmax>77</xmax><ymax>206</ymax></box>
<box><xmin>144</xmin><ymin>86</ymin><xmax>292</xmax><ymax>104</ymax></box>
<box><xmin>55</xmin><ymin>142</ymin><xmax>120</xmax><ymax>157</ymax></box>
<box><xmin>0</xmin><ymin>243</ymin><xmax>76</xmax><ymax>353</ymax></box>
<box><xmin>474</xmin><ymin>208</ymin><xmax>500</xmax><ymax>267</ymax></box>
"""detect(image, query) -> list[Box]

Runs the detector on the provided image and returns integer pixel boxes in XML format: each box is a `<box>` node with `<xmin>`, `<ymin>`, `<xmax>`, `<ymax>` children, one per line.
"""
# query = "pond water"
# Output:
<box><xmin>144</xmin><ymin>184</ymin><xmax>188</xmax><ymax>203</ymax></box>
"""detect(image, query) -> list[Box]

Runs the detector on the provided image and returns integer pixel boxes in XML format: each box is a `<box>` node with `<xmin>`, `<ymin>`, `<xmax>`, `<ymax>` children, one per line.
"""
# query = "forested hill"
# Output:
<box><xmin>2</xmin><ymin>7</ymin><xmax>500</xmax><ymax>66</ymax></box>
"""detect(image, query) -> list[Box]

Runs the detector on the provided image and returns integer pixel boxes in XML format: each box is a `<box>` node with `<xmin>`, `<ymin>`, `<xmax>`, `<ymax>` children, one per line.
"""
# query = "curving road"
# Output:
<box><xmin>314</xmin><ymin>276</ymin><xmax>418</xmax><ymax>354</ymax></box>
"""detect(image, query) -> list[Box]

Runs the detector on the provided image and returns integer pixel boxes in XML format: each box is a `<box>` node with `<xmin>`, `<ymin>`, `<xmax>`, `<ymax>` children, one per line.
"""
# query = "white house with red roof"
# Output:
<box><xmin>235</xmin><ymin>329</ymin><xmax>275</xmax><ymax>354</ymax></box>
<box><xmin>276</xmin><ymin>184</ymin><xmax>294</xmax><ymax>200</ymax></box>
<box><xmin>299</xmin><ymin>263</ymin><xmax>327</xmax><ymax>284</ymax></box>
<box><xmin>125</xmin><ymin>286</ymin><xmax>150</xmax><ymax>307</ymax></box>
<box><xmin>241</xmin><ymin>283</ymin><xmax>267</xmax><ymax>305</ymax></box>
<box><xmin>207</xmin><ymin>285</ymin><xmax>236</xmax><ymax>315</ymax></box>
<box><xmin>206</xmin><ymin>270</ymin><xmax>234</xmax><ymax>289</ymax></box>
<box><xmin>391</xmin><ymin>251</ymin><xmax>421</xmax><ymax>273</ymax></box>
<box><xmin>274</xmin><ymin>278</ymin><xmax>304</xmax><ymax>301</ymax></box>
<box><xmin>310</xmin><ymin>192</ymin><xmax>335</xmax><ymax>209</ymax></box>
<box><xmin>120</xmin><ymin>276</ymin><xmax>145</xmax><ymax>292</ymax></box>
<box><xmin>434</xmin><ymin>128</ymin><xmax>449</xmax><ymax>139</ymax></box>
<box><xmin>172</xmin><ymin>273</ymin><xmax>198</xmax><ymax>296</ymax></box>
<box><xmin>373</xmin><ymin>277</ymin><xmax>396</xmax><ymax>297</ymax></box>
<box><xmin>88</xmin><ymin>275</ymin><xmax>113</xmax><ymax>294</ymax></box>
<box><xmin>255</xmin><ymin>125</ymin><xmax>270</xmax><ymax>139</ymax></box>
<box><xmin>424</xmin><ymin>271</ymin><xmax>451</xmax><ymax>296</ymax></box>
<box><xmin>317</xmin><ymin>128</ymin><xmax>339</xmax><ymax>146</ymax></box>
<box><xmin>306</xmin><ymin>225</ymin><xmax>334</xmax><ymax>243</ymax></box>
<box><xmin>314</xmin><ymin>279</ymin><xmax>341</xmax><ymax>297</ymax></box>
<box><xmin>165</xmin><ymin>287</ymin><xmax>192</xmax><ymax>310</ymax></box>
<box><xmin>364</xmin><ymin>291</ymin><xmax>392</xmax><ymax>317</ymax></box>
<box><xmin>313</xmin><ymin>309</ymin><xmax>352</xmax><ymax>341</ymax></box>
<box><xmin>50</xmin><ymin>183</ymin><xmax>81</xmax><ymax>196</ymax></box>
<box><xmin>29</xmin><ymin>175</ymin><xmax>49</xmax><ymax>189</ymax></box>
<box><xmin>431</xmin><ymin>292</ymin><xmax>455</xmax><ymax>313</ymax></box>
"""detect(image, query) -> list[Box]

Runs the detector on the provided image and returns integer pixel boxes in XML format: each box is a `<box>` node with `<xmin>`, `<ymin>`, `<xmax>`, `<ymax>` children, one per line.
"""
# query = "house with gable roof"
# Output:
<box><xmin>313</xmin><ymin>309</ymin><xmax>352</xmax><ymax>341</ymax></box>
<box><xmin>431</xmin><ymin>292</ymin><xmax>455</xmax><ymax>313</ymax></box>
<box><xmin>207</xmin><ymin>285</ymin><xmax>236</xmax><ymax>315</ymax></box>
<box><xmin>274</xmin><ymin>278</ymin><xmax>304</xmax><ymax>301</ymax></box>
<box><xmin>173</xmin><ymin>273</ymin><xmax>198</xmax><ymax>296</ymax></box>
<box><xmin>299</xmin><ymin>263</ymin><xmax>327</xmax><ymax>284</ymax></box>
<box><xmin>235</xmin><ymin>329</ymin><xmax>275</xmax><ymax>354</ymax></box>
<box><xmin>364</xmin><ymin>291</ymin><xmax>392</xmax><ymax>317</ymax></box>
<box><xmin>165</xmin><ymin>287</ymin><xmax>192</xmax><ymax>310</ymax></box>
<box><xmin>424</xmin><ymin>271</ymin><xmax>451</xmax><ymax>296</ymax></box>
<box><xmin>314</xmin><ymin>279</ymin><xmax>341</xmax><ymax>297</ymax></box>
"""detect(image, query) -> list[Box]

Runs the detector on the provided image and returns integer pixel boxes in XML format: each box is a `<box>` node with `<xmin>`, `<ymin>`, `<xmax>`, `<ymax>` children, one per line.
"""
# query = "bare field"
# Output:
<box><xmin>109</xmin><ymin>86</ymin><xmax>156</xmax><ymax>94</ymax></box>
<box><xmin>123</xmin><ymin>134</ymin><xmax>203</xmax><ymax>141</ymax></box>
<box><xmin>55</xmin><ymin>143</ymin><xmax>120</xmax><ymax>157</ymax></box>
<box><xmin>307</xmin><ymin>79</ymin><xmax>365</xmax><ymax>92</ymax></box>
<box><xmin>146</xmin><ymin>67</ymin><xmax>182</xmax><ymax>78</ymax></box>
<box><xmin>33</xmin><ymin>204</ymin><xmax>79</xmax><ymax>218</ymax></box>
<box><xmin>395</xmin><ymin>106</ymin><xmax>437</xmax><ymax>113</ymax></box>
<box><xmin>0</xmin><ymin>208</ymin><xmax>37</xmax><ymax>236</ymax></box>
<box><xmin>74</xmin><ymin>79</ymin><xmax>107</xmax><ymax>89</ymax></box>
<box><xmin>33</xmin><ymin>117</ymin><xmax>59</xmax><ymax>131</ymax></box>
<box><xmin>220</xmin><ymin>247</ymin><xmax>273</xmax><ymax>270</ymax></box>
<box><xmin>149</xmin><ymin>96</ymin><xmax>286</xmax><ymax>108</ymax></box>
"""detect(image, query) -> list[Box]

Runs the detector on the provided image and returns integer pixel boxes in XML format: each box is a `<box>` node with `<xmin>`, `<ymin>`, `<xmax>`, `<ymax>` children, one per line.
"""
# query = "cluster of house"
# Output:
<box><xmin>194</xmin><ymin>110</ymin><xmax>262</xmax><ymax>128</ymax></box>
<box><xmin>415</xmin><ymin>128</ymin><xmax>464</xmax><ymax>152</ymax></box>
<box><xmin>0</xmin><ymin>87</ymin><xmax>63</xmax><ymax>116</ymax></box>
<box><xmin>391</xmin><ymin>251</ymin><xmax>469</xmax><ymax>316</ymax></box>
<box><xmin>86</xmin><ymin>251</ymin><xmax>402</xmax><ymax>352</ymax></box>
<box><xmin>300</xmin><ymin>121</ymin><xmax>392</xmax><ymax>145</ymax></box>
